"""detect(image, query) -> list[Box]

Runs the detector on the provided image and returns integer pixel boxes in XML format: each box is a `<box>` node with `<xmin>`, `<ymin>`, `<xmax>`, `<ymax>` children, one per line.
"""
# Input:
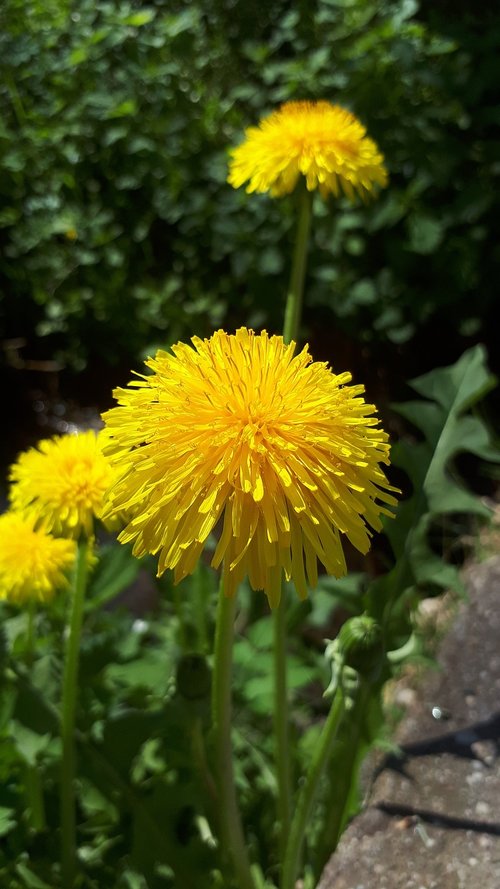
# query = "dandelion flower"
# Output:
<box><xmin>9</xmin><ymin>430</ymin><xmax>114</xmax><ymax>538</ymax></box>
<box><xmin>0</xmin><ymin>512</ymin><xmax>76</xmax><ymax>604</ymax></box>
<box><xmin>228</xmin><ymin>100</ymin><xmax>388</xmax><ymax>201</ymax></box>
<box><xmin>102</xmin><ymin>328</ymin><xmax>397</xmax><ymax>607</ymax></box>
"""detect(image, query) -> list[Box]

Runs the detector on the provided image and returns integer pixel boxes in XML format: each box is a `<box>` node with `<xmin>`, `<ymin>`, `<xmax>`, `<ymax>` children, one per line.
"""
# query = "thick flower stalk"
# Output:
<box><xmin>9</xmin><ymin>430</ymin><xmax>114</xmax><ymax>538</ymax></box>
<box><xmin>7</xmin><ymin>431</ymin><xmax>112</xmax><ymax>887</ymax></box>
<box><xmin>102</xmin><ymin>328</ymin><xmax>396</xmax><ymax>608</ymax></box>
<box><xmin>0</xmin><ymin>511</ymin><xmax>76</xmax><ymax>604</ymax></box>
<box><xmin>228</xmin><ymin>100</ymin><xmax>388</xmax><ymax>200</ymax></box>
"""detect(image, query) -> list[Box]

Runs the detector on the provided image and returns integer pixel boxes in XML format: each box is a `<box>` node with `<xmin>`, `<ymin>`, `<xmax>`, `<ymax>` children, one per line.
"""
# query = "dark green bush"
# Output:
<box><xmin>1</xmin><ymin>0</ymin><xmax>498</xmax><ymax>368</ymax></box>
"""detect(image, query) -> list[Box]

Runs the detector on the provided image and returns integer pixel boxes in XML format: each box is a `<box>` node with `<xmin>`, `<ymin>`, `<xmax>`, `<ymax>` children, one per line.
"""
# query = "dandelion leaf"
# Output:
<box><xmin>386</xmin><ymin>345</ymin><xmax>498</xmax><ymax>598</ymax></box>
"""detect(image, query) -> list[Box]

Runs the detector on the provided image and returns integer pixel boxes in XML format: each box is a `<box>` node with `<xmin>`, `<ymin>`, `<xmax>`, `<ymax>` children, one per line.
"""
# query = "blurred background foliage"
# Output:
<box><xmin>0</xmin><ymin>0</ymin><xmax>499</xmax><ymax>374</ymax></box>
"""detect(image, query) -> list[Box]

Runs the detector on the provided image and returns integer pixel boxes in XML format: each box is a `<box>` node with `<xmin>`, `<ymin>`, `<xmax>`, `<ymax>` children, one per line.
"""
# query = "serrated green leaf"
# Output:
<box><xmin>410</xmin><ymin>345</ymin><xmax>496</xmax><ymax>413</ymax></box>
<box><xmin>386</xmin><ymin>345</ymin><xmax>498</xmax><ymax>596</ymax></box>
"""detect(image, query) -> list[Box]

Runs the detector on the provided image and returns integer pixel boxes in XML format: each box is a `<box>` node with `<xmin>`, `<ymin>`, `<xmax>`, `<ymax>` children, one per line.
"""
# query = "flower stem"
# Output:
<box><xmin>313</xmin><ymin>680</ymin><xmax>371</xmax><ymax>878</ymax></box>
<box><xmin>193</xmin><ymin>561</ymin><xmax>209</xmax><ymax>654</ymax></box>
<box><xmin>24</xmin><ymin>763</ymin><xmax>46</xmax><ymax>832</ymax></box>
<box><xmin>274</xmin><ymin>185</ymin><xmax>314</xmax><ymax>866</ymax></box>
<box><xmin>60</xmin><ymin>539</ymin><xmax>88</xmax><ymax>888</ymax></box>
<box><xmin>25</xmin><ymin>600</ymin><xmax>36</xmax><ymax>668</ymax></box>
<box><xmin>281</xmin><ymin>688</ymin><xmax>345</xmax><ymax>889</ymax></box>
<box><xmin>211</xmin><ymin>586</ymin><xmax>256</xmax><ymax>889</ymax></box>
<box><xmin>191</xmin><ymin>715</ymin><xmax>218</xmax><ymax>808</ymax></box>
<box><xmin>273</xmin><ymin>594</ymin><xmax>292</xmax><ymax>861</ymax></box>
<box><xmin>283</xmin><ymin>185</ymin><xmax>314</xmax><ymax>345</ymax></box>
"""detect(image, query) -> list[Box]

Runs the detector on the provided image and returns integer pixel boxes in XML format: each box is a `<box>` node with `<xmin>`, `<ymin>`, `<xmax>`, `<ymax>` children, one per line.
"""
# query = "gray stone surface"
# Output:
<box><xmin>318</xmin><ymin>556</ymin><xmax>500</xmax><ymax>889</ymax></box>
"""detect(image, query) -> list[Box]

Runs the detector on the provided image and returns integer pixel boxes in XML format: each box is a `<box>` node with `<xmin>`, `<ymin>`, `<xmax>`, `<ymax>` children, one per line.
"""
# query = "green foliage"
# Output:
<box><xmin>371</xmin><ymin>344</ymin><xmax>499</xmax><ymax>618</ymax></box>
<box><xmin>1</xmin><ymin>0</ymin><xmax>499</xmax><ymax>367</ymax></box>
<box><xmin>0</xmin><ymin>546</ymin><xmax>332</xmax><ymax>887</ymax></box>
<box><xmin>0</xmin><ymin>560</ymin><xmax>217</xmax><ymax>888</ymax></box>
<box><xmin>0</xmin><ymin>346</ymin><xmax>498</xmax><ymax>886</ymax></box>
<box><xmin>303</xmin><ymin>346</ymin><xmax>500</xmax><ymax>882</ymax></box>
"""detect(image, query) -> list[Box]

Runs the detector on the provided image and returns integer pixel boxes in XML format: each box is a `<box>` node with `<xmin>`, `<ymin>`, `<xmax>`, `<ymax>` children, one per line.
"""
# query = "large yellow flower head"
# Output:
<box><xmin>102</xmin><ymin>328</ymin><xmax>396</xmax><ymax>607</ymax></box>
<box><xmin>9</xmin><ymin>430</ymin><xmax>114</xmax><ymax>539</ymax></box>
<box><xmin>0</xmin><ymin>512</ymin><xmax>76</xmax><ymax>604</ymax></box>
<box><xmin>228</xmin><ymin>100</ymin><xmax>388</xmax><ymax>200</ymax></box>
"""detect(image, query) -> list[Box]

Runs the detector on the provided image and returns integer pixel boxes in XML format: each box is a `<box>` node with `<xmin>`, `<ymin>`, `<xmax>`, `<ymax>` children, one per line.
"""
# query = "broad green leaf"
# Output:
<box><xmin>130</xmin><ymin>779</ymin><xmax>215</xmax><ymax>885</ymax></box>
<box><xmin>87</xmin><ymin>542</ymin><xmax>141</xmax><ymax>611</ymax></box>
<box><xmin>385</xmin><ymin>345</ymin><xmax>498</xmax><ymax>598</ymax></box>
<box><xmin>15</xmin><ymin>863</ymin><xmax>52</xmax><ymax>888</ymax></box>
<box><xmin>68</xmin><ymin>46</ymin><xmax>89</xmax><ymax>65</ymax></box>
<box><xmin>9</xmin><ymin>721</ymin><xmax>51</xmax><ymax>766</ymax></box>
<box><xmin>105</xmin><ymin>648</ymin><xmax>173</xmax><ymax>693</ymax></box>
<box><xmin>13</xmin><ymin>682</ymin><xmax>58</xmax><ymax>737</ymax></box>
<box><xmin>107</xmin><ymin>100</ymin><xmax>138</xmax><ymax>119</ymax></box>
<box><xmin>308</xmin><ymin>574</ymin><xmax>365</xmax><ymax>627</ymax></box>
<box><xmin>100</xmin><ymin>710</ymin><xmax>164</xmax><ymax>777</ymax></box>
<box><xmin>119</xmin><ymin>871</ymin><xmax>148</xmax><ymax>889</ymax></box>
<box><xmin>246</xmin><ymin>616</ymin><xmax>273</xmax><ymax>649</ymax></box>
<box><xmin>408</xmin><ymin>215</ymin><xmax>444</xmax><ymax>254</ymax></box>
<box><xmin>124</xmin><ymin>10</ymin><xmax>156</xmax><ymax>27</ymax></box>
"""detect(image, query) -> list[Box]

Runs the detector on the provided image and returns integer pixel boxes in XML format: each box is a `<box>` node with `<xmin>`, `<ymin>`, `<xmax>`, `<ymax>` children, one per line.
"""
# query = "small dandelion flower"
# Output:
<box><xmin>228</xmin><ymin>100</ymin><xmax>388</xmax><ymax>201</ymax></box>
<box><xmin>9</xmin><ymin>430</ymin><xmax>114</xmax><ymax>538</ymax></box>
<box><xmin>0</xmin><ymin>512</ymin><xmax>76</xmax><ymax>604</ymax></box>
<box><xmin>102</xmin><ymin>328</ymin><xmax>397</xmax><ymax>608</ymax></box>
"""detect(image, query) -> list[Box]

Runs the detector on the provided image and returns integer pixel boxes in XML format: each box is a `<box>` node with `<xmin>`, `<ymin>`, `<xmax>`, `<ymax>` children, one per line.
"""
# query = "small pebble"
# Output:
<box><xmin>475</xmin><ymin>800</ymin><xmax>490</xmax><ymax>816</ymax></box>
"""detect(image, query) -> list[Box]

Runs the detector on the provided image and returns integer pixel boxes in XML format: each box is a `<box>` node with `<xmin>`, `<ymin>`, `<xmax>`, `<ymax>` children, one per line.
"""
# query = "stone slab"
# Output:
<box><xmin>318</xmin><ymin>557</ymin><xmax>500</xmax><ymax>889</ymax></box>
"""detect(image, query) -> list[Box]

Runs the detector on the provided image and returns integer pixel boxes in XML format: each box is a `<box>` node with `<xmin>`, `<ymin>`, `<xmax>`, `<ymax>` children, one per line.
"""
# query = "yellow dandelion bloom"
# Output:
<box><xmin>102</xmin><ymin>328</ymin><xmax>397</xmax><ymax>608</ymax></box>
<box><xmin>9</xmin><ymin>430</ymin><xmax>114</xmax><ymax>538</ymax></box>
<box><xmin>228</xmin><ymin>100</ymin><xmax>388</xmax><ymax>201</ymax></box>
<box><xmin>0</xmin><ymin>512</ymin><xmax>76</xmax><ymax>604</ymax></box>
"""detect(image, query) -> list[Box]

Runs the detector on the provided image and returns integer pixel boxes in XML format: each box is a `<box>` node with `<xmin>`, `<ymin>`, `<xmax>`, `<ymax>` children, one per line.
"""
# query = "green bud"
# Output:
<box><xmin>337</xmin><ymin>616</ymin><xmax>384</xmax><ymax>680</ymax></box>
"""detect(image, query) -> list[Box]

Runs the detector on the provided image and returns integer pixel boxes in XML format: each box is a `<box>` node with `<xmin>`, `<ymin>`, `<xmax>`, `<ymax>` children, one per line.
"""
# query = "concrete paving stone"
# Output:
<box><xmin>318</xmin><ymin>556</ymin><xmax>500</xmax><ymax>889</ymax></box>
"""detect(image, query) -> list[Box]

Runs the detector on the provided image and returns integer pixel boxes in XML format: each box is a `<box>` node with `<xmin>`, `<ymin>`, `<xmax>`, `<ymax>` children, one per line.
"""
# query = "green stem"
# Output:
<box><xmin>273</xmin><ymin>595</ymin><xmax>292</xmax><ymax>861</ymax></box>
<box><xmin>281</xmin><ymin>688</ymin><xmax>345</xmax><ymax>889</ymax></box>
<box><xmin>274</xmin><ymin>184</ymin><xmax>314</xmax><ymax>866</ymax></box>
<box><xmin>60</xmin><ymin>540</ymin><xmax>88</xmax><ymax>888</ymax></box>
<box><xmin>174</xmin><ymin>582</ymin><xmax>188</xmax><ymax>651</ymax></box>
<box><xmin>313</xmin><ymin>681</ymin><xmax>371</xmax><ymax>879</ymax></box>
<box><xmin>24</xmin><ymin>764</ymin><xmax>46</xmax><ymax>832</ymax></box>
<box><xmin>25</xmin><ymin>601</ymin><xmax>36</xmax><ymax>668</ymax></box>
<box><xmin>283</xmin><ymin>186</ymin><xmax>314</xmax><ymax>345</ymax></box>
<box><xmin>211</xmin><ymin>586</ymin><xmax>256</xmax><ymax>889</ymax></box>
<box><xmin>191</xmin><ymin>716</ymin><xmax>218</xmax><ymax>808</ymax></box>
<box><xmin>193</xmin><ymin>561</ymin><xmax>209</xmax><ymax>654</ymax></box>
